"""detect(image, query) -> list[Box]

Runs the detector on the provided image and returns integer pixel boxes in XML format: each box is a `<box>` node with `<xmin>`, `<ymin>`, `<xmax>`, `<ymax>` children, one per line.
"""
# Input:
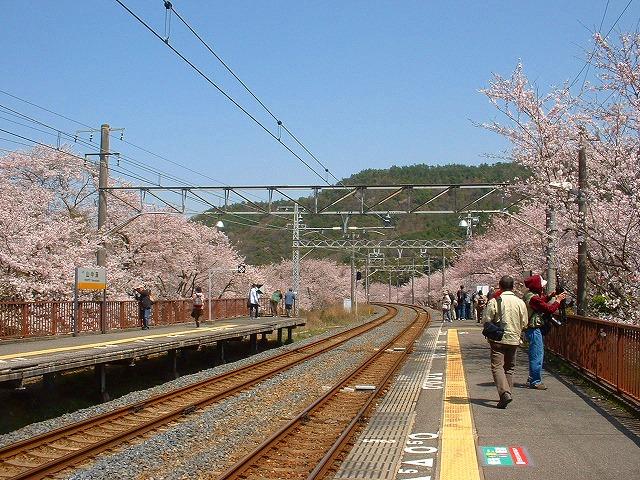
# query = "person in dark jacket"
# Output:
<box><xmin>134</xmin><ymin>285</ymin><xmax>154</xmax><ymax>330</ymax></box>
<box><xmin>522</xmin><ymin>274</ymin><xmax>566</xmax><ymax>390</ymax></box>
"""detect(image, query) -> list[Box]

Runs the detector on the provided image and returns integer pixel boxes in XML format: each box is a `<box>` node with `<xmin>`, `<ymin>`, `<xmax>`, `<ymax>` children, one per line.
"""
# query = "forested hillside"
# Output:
<box><xmin>198</xmin><ymin>162</ymin><xmax>528</xmax><ymax>265</ymax></box>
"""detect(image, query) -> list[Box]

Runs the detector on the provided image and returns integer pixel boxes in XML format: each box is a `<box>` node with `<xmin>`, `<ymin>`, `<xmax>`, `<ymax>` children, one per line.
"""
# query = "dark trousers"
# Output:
<box><xmin>249</xmin><ymin>303</ymin><xmax>259</xmax><ymax>318</ymax></box>
<box><xmin>490</xmin><ymin>342</ymin><xmax>517</xmax><ymax>398</ymax></box>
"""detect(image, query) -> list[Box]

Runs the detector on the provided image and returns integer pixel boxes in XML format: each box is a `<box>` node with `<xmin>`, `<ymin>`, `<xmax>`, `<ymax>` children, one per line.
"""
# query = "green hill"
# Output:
<box><xmin>194</xmin><ymin>162</ymin><xmax>528</xmax><ymax>265</ymax></box>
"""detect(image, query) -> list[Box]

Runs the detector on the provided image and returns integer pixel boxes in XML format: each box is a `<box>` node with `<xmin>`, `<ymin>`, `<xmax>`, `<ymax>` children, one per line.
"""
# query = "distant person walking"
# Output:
<box><xmin>441</xmin><ymin>290</ymin><xmax>452</xmax><ymax>322</ymax></box>
<box><xmin>134</xmin><ymin>285</ymin><xmax>154</xmax><ymax>330</ymax></box>
<box><xmin>284</xmin><ymin>288</ymin><xmax>296</xmax><ymax>317</ymax></box>
<box><xmin>456</xmin><ymin>285</ymin><xmax>467</xmax><ymax>320</ymax></box>
<box><xmin>449</xmin><ymin>291</ymin><xmax>458</xmax><ymax>320</ymax></box>
<box><xmin>191</xmin><ymin>286</ymin><xmax>205</xmax><ymax>327</ymax></box>
<box><xmin>248</xmin><ymin>284</ymin><xmax>261</xmax><ymax>318</ymax></box>
<box><xmin>483</xmin><ymin>275</ymin><xmax>528</xmax><ymax>409</ymax></box>
<box><xmin>475</xmin><ymin>290</ymin><xmax>487</xmax><ymax>324</ymax></box>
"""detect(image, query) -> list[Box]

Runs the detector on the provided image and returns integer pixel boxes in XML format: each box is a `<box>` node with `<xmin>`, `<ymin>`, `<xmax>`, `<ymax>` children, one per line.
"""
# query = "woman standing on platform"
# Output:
<box><xmin>191</xmin><ymin>286</ymin><xmax>205</xmax><ymax>327</ymax></box>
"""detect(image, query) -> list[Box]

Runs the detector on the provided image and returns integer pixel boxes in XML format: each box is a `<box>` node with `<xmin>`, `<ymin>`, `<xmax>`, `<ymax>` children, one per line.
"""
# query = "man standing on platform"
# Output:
<box><xmin>284</xmin><ymin>288</ymin><xmax>296</xmax><ymax>317</ymax></box>
<box><xmin>483</xmin><ymin>275</ymin><xmax>528</xmax><ymax>409</ymax></box>
<box><xmin>248</xmin><ymin>284</ymin><xmax>260</xmax><ymax>318</ymax></box>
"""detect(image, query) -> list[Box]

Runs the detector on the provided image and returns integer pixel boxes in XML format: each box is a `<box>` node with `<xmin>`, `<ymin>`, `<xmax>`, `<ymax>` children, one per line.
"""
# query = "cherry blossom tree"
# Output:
<box><xmin>474</xmin><ymin>31</ymin><xmax>640</xmax><ymax>322</ymax></box>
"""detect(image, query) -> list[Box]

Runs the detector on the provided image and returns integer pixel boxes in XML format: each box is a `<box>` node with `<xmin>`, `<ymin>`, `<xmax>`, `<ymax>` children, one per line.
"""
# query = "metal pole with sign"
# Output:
<box><xmin>74</xmin><ymin>267</ymin><xmax>107</xmax><ymax>336</ymax></box>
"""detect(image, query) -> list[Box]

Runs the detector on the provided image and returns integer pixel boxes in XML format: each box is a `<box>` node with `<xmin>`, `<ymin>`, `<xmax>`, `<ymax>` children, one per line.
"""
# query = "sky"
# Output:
<box><xmin>1</xmin><ymin>1</ymin><xmax>639</xmax><ymax>203</ymax></box>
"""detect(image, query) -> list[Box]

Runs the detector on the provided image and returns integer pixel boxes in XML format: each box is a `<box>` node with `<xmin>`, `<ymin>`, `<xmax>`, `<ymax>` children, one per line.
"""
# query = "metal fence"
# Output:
<box><xmin>0</xmin><ymin>297</ymin><xmax>270</xmax><ymax>340</ymax></box>
<box><xmin>545</xmin><ymin>313</ymin><xmax>640</xmax><ymax>406</ymax></box>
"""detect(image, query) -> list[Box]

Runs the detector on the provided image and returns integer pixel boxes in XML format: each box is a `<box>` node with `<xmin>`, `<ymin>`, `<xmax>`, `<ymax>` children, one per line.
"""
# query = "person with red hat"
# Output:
<box><xmin>523</xmin><ymin>274</ymin><xmax>566</xmax><ymax>390</ymax></box>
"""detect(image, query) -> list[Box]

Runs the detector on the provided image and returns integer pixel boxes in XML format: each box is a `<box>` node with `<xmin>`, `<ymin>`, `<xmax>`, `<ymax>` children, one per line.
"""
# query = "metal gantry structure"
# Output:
<box><xmin>102</xmin><ymin>183</ymin><xmax>511</xmax><ymax>217</ymax></box>
<box><xmin>101</xmin><ymin>182</ymin><xmax>515</xmax><ymax>307</ymax></box>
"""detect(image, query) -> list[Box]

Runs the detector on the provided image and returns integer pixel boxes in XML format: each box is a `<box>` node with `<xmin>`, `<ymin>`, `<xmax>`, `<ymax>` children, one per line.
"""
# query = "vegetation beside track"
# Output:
<box><xmin>294</xmin><ymin>304</ymin><xmax>377</xmax><ymax>340</ymax></box>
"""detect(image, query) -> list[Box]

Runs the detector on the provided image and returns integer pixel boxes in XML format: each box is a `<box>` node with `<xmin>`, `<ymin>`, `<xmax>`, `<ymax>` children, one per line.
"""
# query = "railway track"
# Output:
<box><xmin>219</xmin><ymin>304</ymin><xmax>430</xmax><ymax>480</ymax></box>
<box><xmin>0</xmin><ymin>305</ymin><xmax>400</xmax><ymax>480</ymax></box>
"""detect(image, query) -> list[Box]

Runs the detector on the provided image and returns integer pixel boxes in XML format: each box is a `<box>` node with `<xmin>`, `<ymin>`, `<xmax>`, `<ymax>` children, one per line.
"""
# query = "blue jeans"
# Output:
<box><xmin>457</xmin><ymin>303</ymin><xmax>465</xmax><ymax>320</ymax></box>
<box><xmin>525</xmin><ymin>328</ymin><xmax>544</xmax><ymax>385</ymax></box>
<box><xmin>142</xmin><ymin>308</ymin><xmax>151</xmax><ymax>328</ymax></box>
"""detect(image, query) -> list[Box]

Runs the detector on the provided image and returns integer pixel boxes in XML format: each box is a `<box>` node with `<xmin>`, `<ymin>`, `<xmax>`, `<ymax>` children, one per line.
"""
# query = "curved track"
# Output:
<box><xmin>0</xmin><ymin>305</ymin><xmax>401</xmax><ymax>480</ymax></box>
<box><xmin>219</xmin><ymin>304</ymin><xmax>431</xmax><ymax>480</ymax></box>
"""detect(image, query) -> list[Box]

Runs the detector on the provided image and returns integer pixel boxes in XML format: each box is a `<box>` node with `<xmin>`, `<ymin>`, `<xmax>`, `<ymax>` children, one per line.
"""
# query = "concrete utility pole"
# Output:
<box><xmin>97</xmin><ymin>124</ymin><xmax>110</xmax><ymax>267</ymax></box>
<box><xmin>411</xmin><ymin>258</ymin><xmax>415</xmax><ymax>304</ymax></box>
<box><xmin>441</xmin><ymin>249</ymin><xmax>446</xmax><ymax>289</ymax></box>
<box><xmin>545</xmin><ymin>207</ymin><xmax>557</xmax><ymax>294</ymax></box>
<box><xmin>365</xmin><ymin>254</ymin><xmax>370</xmax><ymax>303</ymax></box>
<box><xmin>427</xmin><ymin>255</ymin><xmax>431</xmax><ymax>296</ymax></box>
<box><xmin>577</xmin><ymin>131</ymin><xmax>588</xmax><ymax>315</ymax></box>
<box><xmin>350</xmin><ymin>238</ymin><xmax>355</xmax><ymax>312</ymax></box>
<box><xmin>292</xmin><ymin>204</ymin><xmax>301</xmax><ymax>309</ymax></box>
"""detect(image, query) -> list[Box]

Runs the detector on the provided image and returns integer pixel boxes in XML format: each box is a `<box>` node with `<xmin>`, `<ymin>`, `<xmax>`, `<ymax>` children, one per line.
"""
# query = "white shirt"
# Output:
<box><xmin>249</xmin><ymin>287</ymin><xmax>260</xmax><ymax>304</ymax></box>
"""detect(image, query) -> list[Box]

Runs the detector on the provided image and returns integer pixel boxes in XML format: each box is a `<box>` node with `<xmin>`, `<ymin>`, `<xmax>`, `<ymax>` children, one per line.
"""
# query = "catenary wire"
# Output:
<box><xmin>0</xmin><ymin>89</ymin><xmax>272</xmax><ymax>206</ymax></box>
<box><xmin>168</xmin><ymin>3</ymin><xmax>342</xmax><ymax>185</ymax></box>
<box><xmin>114</xmin><ymin>0</ymin><xmax>330</xmax><ymax>184</ymax></box>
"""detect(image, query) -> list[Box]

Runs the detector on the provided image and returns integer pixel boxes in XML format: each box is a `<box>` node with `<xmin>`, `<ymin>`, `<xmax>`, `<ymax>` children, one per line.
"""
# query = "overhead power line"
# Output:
<box><xmin>0</xmin><ymin>89</ymin><xmax>272</xmax><ymax>206</ymax></box>
<box><xmin>114</xmin><ymin>0</ymin><xmax>331</xmax><ymax>184</ymax></box>
<box><xmin>168</xmin><ymin>2</ymin><xmax>342</xmax><ymax>185</ymax></box>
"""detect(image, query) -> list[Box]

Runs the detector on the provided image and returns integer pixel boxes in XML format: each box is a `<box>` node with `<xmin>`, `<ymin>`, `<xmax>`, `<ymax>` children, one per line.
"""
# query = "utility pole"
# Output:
<box><xmin>350</xmin><ymin>237</ymin><xmax>355</xmax><ymax>312</ymax></box>
<box><xmin>577</xmin><ymin>130</ymin><xmax>588</xmax><ymax>315</ymax></box>
<box><xmin>97</xmin><ymin>124</ymin><xmax>109</xmax><ymax>267</ymax></box>
<box><xmin>411</xmin><ymin>258</ymin><xmax>415</xmax><ymax>304</ymax></box>
<box><xmin>427</xmin><ymin>255</ymin><xmax>431</xmax><ymax>296</ymax></box>
<box><xmin>292</xmin><ymin>204</ymin><xmax>301</xmax><ymax>314</ymax></box>
<box><xmin>97</xmin><ymin>124</ymin><xmax>109</xmax><ymax>334</ymax></box>
<box><xmin>441</xmin><ymin>248</ymin><xmax>446</xmax><ymax>289</ymax></box>
<box><xmin>365</xmin><ymin>253</ymin><xmax>370</xmax><ymax>303</ymax></box>
<box><xmin>545</xmin><ymin>207</ymin><xmax>557</xmax><ymax>294</ymax></box>
<box><xmin>388</xmin><ymin>273</ymin><xmax>392</xmax><ymax>302</ymax></box>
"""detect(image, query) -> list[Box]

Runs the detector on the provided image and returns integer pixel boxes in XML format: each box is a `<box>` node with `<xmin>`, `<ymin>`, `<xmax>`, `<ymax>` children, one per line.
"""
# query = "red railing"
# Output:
<box><xmin>545</xmin><ymin>313</ymin><xmax>640</xmax><ymax>406</ymax></box>
<box><xmin>0</xmin><ymin>297</ymin><xmax>270</xmax><ymax>340</ymax></box>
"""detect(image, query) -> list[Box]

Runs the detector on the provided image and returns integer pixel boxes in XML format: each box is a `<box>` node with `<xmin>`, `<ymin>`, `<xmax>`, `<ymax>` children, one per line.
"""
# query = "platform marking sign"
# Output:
<box><xmin>480</xmin><ymin>446</ymin><xmax>530</xmax><ymax>466</ymax></box>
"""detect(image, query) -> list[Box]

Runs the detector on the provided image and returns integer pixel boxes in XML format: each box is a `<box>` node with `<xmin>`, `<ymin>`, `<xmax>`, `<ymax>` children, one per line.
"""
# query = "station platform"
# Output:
<box><xmin>337</xmin><ymin>315</ymin><xmax>639</xmax><ymax>480</ymax></box>
<box><xmin>0</xmin><ymin>316</ymin><xmax>305</xmax><ymax>398</ymax></box>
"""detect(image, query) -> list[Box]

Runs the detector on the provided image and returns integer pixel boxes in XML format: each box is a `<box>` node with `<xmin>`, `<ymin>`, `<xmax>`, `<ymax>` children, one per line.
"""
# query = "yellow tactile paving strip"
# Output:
<box><xmin>0</xmin><ymin>324</ymin><xmax>238</xmax><ymax>361</ymax></box>
<box><xmin>439</xmin><ymin>329</ymin><xmax>481</xmax><ymax>480</ymax></box>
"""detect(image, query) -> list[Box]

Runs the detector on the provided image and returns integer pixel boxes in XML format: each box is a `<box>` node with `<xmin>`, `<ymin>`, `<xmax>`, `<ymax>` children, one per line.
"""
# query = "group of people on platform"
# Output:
<box><xmin>247</xmin><ymin>284</ymin><xmax>296</xmax><ymax>319</ymax></box>
<box><xmin>440</xmin><ymin>285</ymin><xmax>487</xmax><ymax>323</ymax></box>
<box><xmin>441</xmin><ymin>274</ymin><xmax>566</xmax><ymax>409</ymax></box>
<box><xmin>131</xmin><ymin>283</ymin><xmax>297</xmax><ymax>331</ymax></box>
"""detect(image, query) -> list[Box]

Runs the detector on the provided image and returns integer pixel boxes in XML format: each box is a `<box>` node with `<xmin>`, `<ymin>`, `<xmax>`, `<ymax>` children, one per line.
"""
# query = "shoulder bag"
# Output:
<box><xmin>482</xmin><ymin>297</ymin><xmax>505</xmax><ymax>341</ymax></box>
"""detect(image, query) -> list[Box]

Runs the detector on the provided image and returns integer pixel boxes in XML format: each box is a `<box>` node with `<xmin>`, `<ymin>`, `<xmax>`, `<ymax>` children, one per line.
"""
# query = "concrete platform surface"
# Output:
<box><xmin>0</xmin><ymin>316</ymin><xmax>305</xmax><ymax>384</ymax></box>
<box><xmin>338</xmin><ymin>312</ymin><xmax>639</xmax><ymax>480</ymax></box>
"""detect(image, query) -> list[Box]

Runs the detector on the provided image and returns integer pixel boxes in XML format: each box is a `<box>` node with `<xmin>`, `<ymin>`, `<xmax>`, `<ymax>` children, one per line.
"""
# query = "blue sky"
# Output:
<box><xmin>2</xmin><ymin>1</ymin><xmax>639</xmax><ymax>195</ymax></box>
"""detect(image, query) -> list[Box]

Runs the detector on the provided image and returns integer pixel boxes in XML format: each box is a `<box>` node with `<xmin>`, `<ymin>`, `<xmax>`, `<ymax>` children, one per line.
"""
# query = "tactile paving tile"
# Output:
<box><xmin>439</xmin><ymin>330</ymin><xmax>480</xmax><ymax>479</ymax></box>
<box><xmin>334</xmin><ymin>324</ymin><xmax>442</xmax><ymax>480</ymax></box>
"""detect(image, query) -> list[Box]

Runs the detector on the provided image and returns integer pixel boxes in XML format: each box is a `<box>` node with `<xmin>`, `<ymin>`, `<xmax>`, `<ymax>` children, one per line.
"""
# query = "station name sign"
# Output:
<box><xmin>75</xmin><ymin>267</ymin><xmax>106</xmax><ymax>290</ymax></box>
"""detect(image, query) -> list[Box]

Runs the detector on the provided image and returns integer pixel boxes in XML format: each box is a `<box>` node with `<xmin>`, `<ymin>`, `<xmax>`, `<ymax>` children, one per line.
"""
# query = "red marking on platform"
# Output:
<box><xmin>509</xmin><ymin>446</ymin><xmax>529</xmax><ymax>465</ymax></box>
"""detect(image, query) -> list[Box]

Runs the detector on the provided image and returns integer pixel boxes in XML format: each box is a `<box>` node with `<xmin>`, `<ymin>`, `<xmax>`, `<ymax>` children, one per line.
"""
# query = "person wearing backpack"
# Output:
<box><xmin>522</xmin><ymin>274</ymin><xmax>566</xmax><ymax>390</ymax></box>
<box><xmin>191</xmin><ymin>286</ymin><xmax>205</xmax><ymax>327</ymax></box>
<box><xmin>483</xmin><ymin>275</ymin><xmax>528</xmax><ymax>409</ymax></box>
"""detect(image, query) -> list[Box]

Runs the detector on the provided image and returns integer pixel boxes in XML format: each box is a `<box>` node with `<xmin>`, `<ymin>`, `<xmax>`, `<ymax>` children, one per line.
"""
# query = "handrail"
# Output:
<box><xmin>0</xmin><ymin>297</ymin><xmax>270</xmax><ymax>339</ymax></box>
<box><xmin>545</xmin><ymin>313</ymin><xmax>640</xmax><ymax>406</ymax></box>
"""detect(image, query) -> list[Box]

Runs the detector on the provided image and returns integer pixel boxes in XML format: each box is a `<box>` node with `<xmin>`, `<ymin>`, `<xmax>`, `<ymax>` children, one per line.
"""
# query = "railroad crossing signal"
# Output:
<box><xmin>237</xmin><ymin>264</ymin><xmax>246</xmax><ymax>274</ymax></box>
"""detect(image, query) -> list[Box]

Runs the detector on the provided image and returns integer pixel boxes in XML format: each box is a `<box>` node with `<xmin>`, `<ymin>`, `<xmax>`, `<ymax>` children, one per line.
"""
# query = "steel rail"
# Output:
<box><xmin>218</xmin><ymin>304</ymin><xmax>430</xmax><ymax>480</ymax></box>
<box><xmin>0</xmin><ymin>306</ymin><xmax>398</xmax><ymax>480</ymax></box>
